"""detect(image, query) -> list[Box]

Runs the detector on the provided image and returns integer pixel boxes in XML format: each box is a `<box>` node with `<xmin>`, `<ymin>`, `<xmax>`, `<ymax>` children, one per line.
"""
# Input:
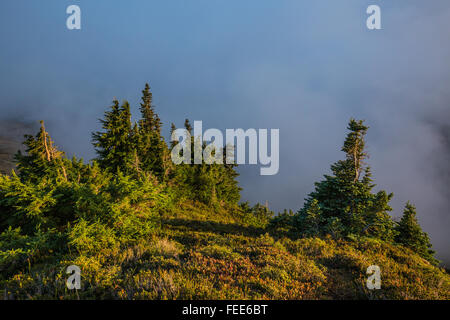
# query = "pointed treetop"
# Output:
<box><xmin>139</xmin><ymin>83</ymin><xmax>155</xmax><ymax>131</ymax></box>
<box><xmin>184</xmin><ymin>119</ymin><xmax>192</xmax><ymax>133</ymax></box>
<box><xmin>395</xmin><ymin>201</ymin><xmax>438</xmax><ymax>265</ymax></box>
<box><xmin>342</xmin><ymin>118</ymin><xmax>369</xmax><ymax>182</ymax></box>
<box><xmin>170</xmin><ymin>123</ymin><xmax>177</xmax><ymax>134</ymax></box>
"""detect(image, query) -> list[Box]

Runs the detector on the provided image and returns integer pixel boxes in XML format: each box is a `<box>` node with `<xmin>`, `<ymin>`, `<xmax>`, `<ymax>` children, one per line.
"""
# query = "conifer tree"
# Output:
<box><xmin>184</xmin><ymin>119</ymin><xmax>192</xmax><ymax>134</ymax></box>
<box><xmin>297</xmin><ymin>119</ymin><xmax>395</xmax><ymax>240</ymax></box>
<box><xmin>139</xmin><ymin>83</ymin><xmax>156</xmax><ymax>130</ymax></box>
<box><xmin>395</xmin><ymin>202</ymin><xmax>438</xmax><ymax>265</ymax></box>
<box><xmin>14</xmin><ymin>121</ymin><xmax>66</xmax><ymax>182</ymax></box>
<box><xmin>92</xmin><ymin>100</ymin><xmax>134</xmax><ymax>173</ymax></box>
<box><xmin>295</xmin><ymin>199</ymin><xmax>323</xmax><ymax>237</ymax></box>
<box><xmin>136</xmin><ymin>84</ymin><xmax>168</xmax><ymax>180</ymax></box>
<box><xmin>170</xmin><ymin>119</ymin><xmax>241</xmax><ymax>205</ymax></box>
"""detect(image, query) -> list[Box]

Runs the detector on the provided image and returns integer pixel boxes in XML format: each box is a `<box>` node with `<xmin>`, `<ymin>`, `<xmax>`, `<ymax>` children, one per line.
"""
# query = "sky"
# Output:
<box><xmin>0</xmin><ymin>0</ymin><xmax>449</xmax><ymax>264</ymax></box>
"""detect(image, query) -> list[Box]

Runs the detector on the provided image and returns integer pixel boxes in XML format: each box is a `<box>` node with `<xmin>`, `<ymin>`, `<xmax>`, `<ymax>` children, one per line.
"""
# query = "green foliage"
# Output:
<box><xmin>92</xmin><ymin>100</ymin><xmax>134</xmax><ymax>174</ymax></box>
<box><xmin>91</xmin><ymin>85</ymin><xmax>240</xmax><ymax>207</ymax></box>
<box><xmin>14</xmin><ymin>121</ymin><xmax>67</xmax><ymax>183</ymax></box>
<box><xmin>1</xmin><ymin>176</ymin><xmax>449</xmax><ymax>300</ymax></box>
<box><xmin>395</xmin><ymin>202</ymin><xmax>438</xmax><ymax>265</ymax></box>
<box><xmin>0</xmin><ymin>227</ymin><xmax>66</xmax><ymax>279</ymax></box>
<box><xmin>237</xmin><ymin>202</ymin><xmax>273</xmax><ymax>228</ymax></box>
<box><xmin>294</xmin><ymin>199</ymin><xmax>323</xmax><ymax>237</ymax></box>
<box><xmin>136</xmin><ymin>83</ymin><xmax>171</xmax><ymax>181</ymax></box>
<box><xmin>0</xmin><ymin>118</ymin><xmax>172</xmax><ymax>295</ymax></box>
<box><xmin>170</xmin><ymin>119</ymin><xmax>241</xmax><ymax>206</ymax></box>
<box><xmin>269</xmin><ymin>209</ymin><xmax>295</xmax><ymax>236</ymax></box>
<box><xmin>294</xmin><ymin>119</ymin><xmax>396</xmax><ymax>241</ymax></box>
<box><xmin>200</xmin><ymin>244</ymin><xmax>240</xmax><ymax>260</ymax></box>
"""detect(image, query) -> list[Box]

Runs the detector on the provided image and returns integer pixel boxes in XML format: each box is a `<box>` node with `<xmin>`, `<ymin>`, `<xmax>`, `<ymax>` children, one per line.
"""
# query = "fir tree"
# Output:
<box><xmin>171</xmin><ymin>119</ymin><xmax>241</xmax><ymax>205</ymax></box>
<box><xmin>297</xmin><ymin>119</ymin><xmax>395</xmax><ymax>240</ymax></box>
<box><xmin>184</xmin><ymin>119</ymin><xmax>192</xmax><ymax>134</ymax></box>
<box><xmin>92</xmin><ymin>100</ymin><xmax>134</xmax><ymax>173</ymax></box>
<box><xmin>395</xmin><ymin>202</ymin><xmax>438</xmax><ymax>265</ymax></box>
<box><xmin>295</xmin><ymin>199</ymin><xmax>323</xmax><ymax>237</ymax></box>
<box><xmin>139</xmin><ymin>83</ymin><xmax>156</xmax><ymax>130</ymax></box>
<box><xmin>137</xmin><ymin>84</ymin><xmax>169</xmax><ymax>180</ymax></box>
<box><xmin>14</xmin><ymin>121</ymin><xmax>66</xmax><ymax>182</ymax></box>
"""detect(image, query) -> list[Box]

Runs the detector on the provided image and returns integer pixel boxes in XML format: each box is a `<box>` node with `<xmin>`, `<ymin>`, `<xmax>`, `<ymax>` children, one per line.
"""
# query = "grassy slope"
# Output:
<box><xmin>152</xmin><ymin>203</ymin><xmax>450</xmax><ymax>300</ymax></box>
<box><xmin>2</xmin><ymin>202</ymin><xmax>449</xmax><ymax>300</ymax></box>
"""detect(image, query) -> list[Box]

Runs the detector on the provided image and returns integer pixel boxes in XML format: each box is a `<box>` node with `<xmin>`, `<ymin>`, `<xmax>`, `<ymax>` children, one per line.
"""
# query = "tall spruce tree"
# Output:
<box><xmin>92</xmin><ymin>100</ymin><xmax>134</xmax><ymax>173</ymax></box>
<box><xmin>137</xmin><ymin>83</ymin><xmax>169</xmax><ymax>180</ymax></box>
<box><xmin>296</xmin><ymin>119</ymin><xmax>395</xmax><ymax>240</ymax></box>
<box><xmin>395</xmin><ymin>202</ymin><xmax>438</xmax><ymax>265</ymax></box>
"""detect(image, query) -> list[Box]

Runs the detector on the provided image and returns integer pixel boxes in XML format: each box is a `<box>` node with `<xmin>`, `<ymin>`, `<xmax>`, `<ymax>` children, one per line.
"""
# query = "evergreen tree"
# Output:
<box><xmin>14</xmin><ymin>121</ymin><xmax>66</xmax><ymax>182</ymax></box>
<box><xmin>297</xmin><ymin>119</ymin><xmax>395</xmax><ymax>240</ymax></box>
<box><xmin>137</xmin><ymin>83</ymin><xmax>169</xmax><ymax>180</ymax></box>
<box><xmin>170</xmin><ymin>119</ymin><xmax>241</xmax><ymax>206</ymax></box>
<box><xmin>92</xmin><ymin>100</ymin><xmax>134</xmax><ymax>174</ymax></box>
<box><xmin>395</xmin><ymin>202</ymin><xmax>438</xmax><ymax>265</ymax></box>
<box><xmin>294</xmin><ymin>199</ymin><xmax>323</xmax><ymax>237</ymax></box>
<box><xmin>139</xmin><ymin>83</ymin><xmax>156</xmax><ymax>130</ymax></box>
<box><xmin>184</xmin><ymin>119</ymin><xmax>192</xmax><ymax>134</ymax></box>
